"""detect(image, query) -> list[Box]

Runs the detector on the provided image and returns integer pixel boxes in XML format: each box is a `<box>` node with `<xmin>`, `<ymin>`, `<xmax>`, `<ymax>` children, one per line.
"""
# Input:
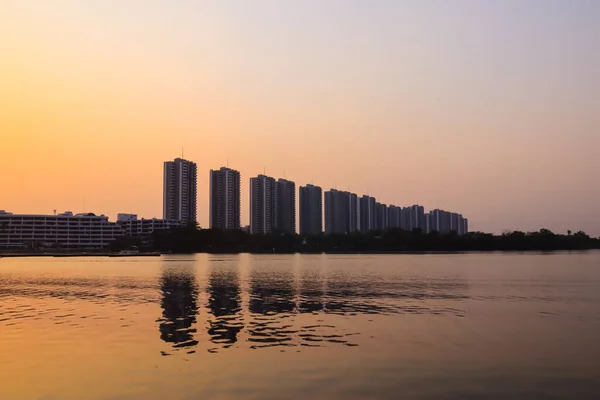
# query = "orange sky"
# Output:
<box><xmin>1</xmin><ymin>1</ymin><xmax>599</xmax><ymax>235</ymax></box>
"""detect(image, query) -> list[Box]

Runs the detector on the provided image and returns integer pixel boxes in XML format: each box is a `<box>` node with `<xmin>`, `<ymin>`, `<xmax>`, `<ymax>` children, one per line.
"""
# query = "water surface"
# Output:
<box><xmin>1</xmin><ymin>253</ymin><xmax>599</xmax><ymax>399</ymax></box>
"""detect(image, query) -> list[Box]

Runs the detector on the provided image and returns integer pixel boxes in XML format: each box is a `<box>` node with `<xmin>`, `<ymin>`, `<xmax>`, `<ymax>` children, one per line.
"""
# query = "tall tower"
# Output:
<box><xmin>299</xmin><ymin>184</ymin><xmax>322</xmax><ymax>235</ymax></box>
<box><xmin>163</xmin><ymin>158</ymin><xmax>197</xmax><ymax>223</ymax></box>
<box><xmin>359</xmin><ymin>195</ymin><xmax>376</xmax><ymax>233</ymax></box>
<box><xmin>325</xmin><ymin>189</ymin><xmax>354</xmax><ymax>234</ymax></box>
<box><xmin>375</xmin><ymin>203</ymin><xmax>388</xmax><ymax>231</ymax></box>
<box><xmin>250</xmin><ymin>175</ymin><xmax>277</xmax><ymax>234</ymax></box>
<box><xmin>348</xmin><ymin>192</ymin><xmax>358</xmax><ymax>232</ymax></box>
<box><xmin>276</xmin><ymin>178</ymin><xmax>296</xmax><ymax>234</ymax></box>
<box><xmin>209</xmin><ymin>167</ymin><xmax>241</xmax><ymax>230</ymax></box>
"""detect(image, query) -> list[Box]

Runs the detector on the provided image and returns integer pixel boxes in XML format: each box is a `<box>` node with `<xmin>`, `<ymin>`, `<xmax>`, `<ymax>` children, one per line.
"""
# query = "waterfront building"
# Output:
<box><xmin>388</xmin><ymin>205</ymin><xmax>401</xmax><ymax>229</ymax></box>
<box><xmin>210</xmin><ymin>167</ymin><xmax>241</xmax><ymax>230</ymax></box>
<box><xmin>375</xmin><ymin>203</ymin><xmax>388</xmax><ymax>231</ymax></box>
<box><xmin>116</xmin><ymin>214</ymin><xmax>183</xmax><ymax>237</ymax></box>
<box><xmin>277</xmin><ymin>179</ymin><xmax>296</xmax><ymax>234</ymax></box>
<box><xmin>249</xmin><ymin>175</ymin><xmax>277</xmax><ymax>234</ymax></box>
<box><xmin>0</xmin><ymin>211</ymin><xmax>122</xmax><ymax>249</ymax></box>
<box><xmin>325</xmin><ymin>189</ymin><xmax>350</xmax><ymax>234</ymax></box>
<box><xmin>299</xmin><ymin>184</ymin><xmax>322</xmax><ymax>235</ymax></box>
<box><xmin>163</xmin><ymin>158</ymin><xmax>197</xmax><ymax>223</ymax></box>
<box><xmin>359</xmin><ymin>195</ymin><xmax>377</xmax><ymax>233</ymax></box>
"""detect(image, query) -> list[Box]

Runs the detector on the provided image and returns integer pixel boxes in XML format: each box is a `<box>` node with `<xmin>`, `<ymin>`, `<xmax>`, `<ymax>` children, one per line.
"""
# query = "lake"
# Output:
<box><xmin>1</xmin><ymin>252</ymin><xmax>599</xmax><ymax>399</ymax></box>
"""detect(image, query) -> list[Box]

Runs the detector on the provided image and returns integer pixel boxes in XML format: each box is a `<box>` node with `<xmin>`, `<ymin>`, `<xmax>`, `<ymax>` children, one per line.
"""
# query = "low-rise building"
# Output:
<box><xmin>0</xmin><ymin>211</ymin><xmax>122</xmax><ymax>249</ymax></box>
<box><xmin>117</xmin><ymin>214</ymin><xmax>183</xmax><ymax>237</ymax></box>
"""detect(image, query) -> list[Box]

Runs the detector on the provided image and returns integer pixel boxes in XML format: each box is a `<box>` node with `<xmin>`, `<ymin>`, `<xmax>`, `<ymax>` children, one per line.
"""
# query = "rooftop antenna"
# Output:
<box><xmin>182</xmin><ymin>148</ymin><xmax>184</xmax><ymax>159</ymax></box>
<box><xmin>227</xmin><ymin>156</ymin><xmax>229</xmax><ymax>168</ymax></box>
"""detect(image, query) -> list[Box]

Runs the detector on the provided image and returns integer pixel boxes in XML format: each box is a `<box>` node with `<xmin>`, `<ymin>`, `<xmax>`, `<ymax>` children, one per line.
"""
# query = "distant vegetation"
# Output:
<box><xmin>118</xmin><ymin>225</ymin><xmax>600</xmax><ymax>254</ymax></box>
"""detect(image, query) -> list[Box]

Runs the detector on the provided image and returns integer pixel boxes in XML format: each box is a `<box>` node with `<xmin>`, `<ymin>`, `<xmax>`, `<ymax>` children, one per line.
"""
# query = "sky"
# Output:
<box><xmin>1</xmin><ymin>0</ymin><xmax>599</xmax><ymax>235</ymax></box>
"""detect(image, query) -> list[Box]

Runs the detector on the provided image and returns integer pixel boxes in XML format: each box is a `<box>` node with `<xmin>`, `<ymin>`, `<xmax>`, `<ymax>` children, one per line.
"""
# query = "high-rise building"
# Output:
<box><xmin>429</xmin><ymin>209</ymin><xmax>440</xmax><ymax>233</ymax></box>
<box><xmin>250</xmin><ymin>176</ymin><xmax>296</xmax><ymax>234</ymax></box>
<box><xmin>276</xmin><ymin>179</ymin><xmax>296</xmax><ymax>234</ymax></box>
<box><xmin>250</xmin><ymin>175</ymin><xmax>277</xmax><ymax>234</ymax></box>
<box><xmin>359</xmin><ymin>195</ymin><xmax>376</xmax><ymax>233</ymax></box>
<box><xmin>210</xmin><ymin>167</ymin><xmax>241</xmax><ymax>230</ymax></box>
<box><xmin>163</xmin><ymin>158</ymin><xmax>197</xmax><ymax>223</ymax></box>
<box><xmin>450</xmin><ymin>213</ymin><xmax>460</xmax><ymax>233</ymax></box>
<box><xmin>430</xmin><ymin>209</ymin><xmax>452</xmax><ymax>233</ymax></box>
<box><xmin>400</xmin><ymin>207</ymin><xmax>412</xmax><ymax>230</ymax></box>
<box><xmin>375</xmin><ymin>203</ymin><xmax>388</xmax><ymax>231</ymax></box>
<box><xmin>325</xmin><ymin>189</ymin><xmax>351</xmax><ymax>234</ymax></box>
<box><xmin>299</xmin><ymin>184</ymin><xmax>322</xmax><ymax>235</ymax></box>
<box><xmin>348</xmin><ymin>192</ymin><xmax>359</xmax><ymax>232</ymax></box>
<box><xmin>440</xmin><ymin>210</ymin><xmax>451</xmax><ymax>233</ymax></box>
<box><xmin>411</xmin><ymin>205</ymin><xmax>426</xmax><ymax>231</ymax></box>
<box><xmin>388</xmin><ymin>205</ymin><xmax>401</xmax><ymax>229</ymax></box>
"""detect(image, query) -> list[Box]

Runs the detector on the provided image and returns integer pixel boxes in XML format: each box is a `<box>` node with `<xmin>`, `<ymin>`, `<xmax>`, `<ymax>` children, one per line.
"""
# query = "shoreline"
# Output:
<box><xmin>0</xmin><ymin>252</ymin><xmax>161</xmax><ymax>258</ymax></box>
<box><xmin>1</xmin><ymin>249</ymin><xmax>597</xmax><ymax>258</ymax></box>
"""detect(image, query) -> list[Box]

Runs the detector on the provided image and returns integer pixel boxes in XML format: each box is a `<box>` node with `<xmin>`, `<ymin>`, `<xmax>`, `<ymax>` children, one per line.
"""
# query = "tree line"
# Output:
<box><xmin>109</xmin><ymin>225</ymin><xmax>600</xmax><ymax>253</ymax></box>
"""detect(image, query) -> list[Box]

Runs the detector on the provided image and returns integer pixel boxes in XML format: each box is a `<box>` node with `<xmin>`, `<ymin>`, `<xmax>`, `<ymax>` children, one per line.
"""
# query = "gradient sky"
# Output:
<box><xmin>1</xmin><ymin>0</ymin><xmax>599</xmax><ymax>235</ymax></box>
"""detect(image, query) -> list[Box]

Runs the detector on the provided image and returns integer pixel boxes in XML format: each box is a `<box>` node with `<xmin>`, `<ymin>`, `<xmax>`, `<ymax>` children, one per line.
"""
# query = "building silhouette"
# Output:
<box><xmin>250</xmin><ymin>175</ymin><xmax>277</xmax><ymax>234</ymax></box>
<box><xmin>299</xmin><ymin>184</ymin><xmax>322</xmax><ymax>235</ymax></box>
<box><xmin>277</xmin><ymin>179</ymin><xmax>296</xmax><ymax>234</ymax></box>
<box><xmin>388</xmin><ymin>205</ymin><xmax>401</xmax><ymax>229</ymax></box>
<box><xmin>163</xmin><ymin>158</ymin><xmax>197</xmax><ymax>222</ymax></box>
<box><xmin>375</xmin><ymin>203</ymin><xmax>388</xmax><ymax>231</ymax></box>
<box><xmin>359</xmin><ymin>195</ymin><xmax>376</xmax><ymax>233</ymax></box>
<box><xmin>325</xmin><ymin>189</ymin><xmax>358</xmax><ymax>234</ymax></box>
<box><xmin>348</xmin><ymin>192</ymin><xmax>359</xmax><ymax>233</ymax></box>
<box><xmin>429</xmin><ymin>209</ymin><xmax>468</xmax><ymax>235</ymax></box>
<box><xmin>210</xmin><ymin>167</ymin><xmax>241</xmax><ymax>230</ymax></box>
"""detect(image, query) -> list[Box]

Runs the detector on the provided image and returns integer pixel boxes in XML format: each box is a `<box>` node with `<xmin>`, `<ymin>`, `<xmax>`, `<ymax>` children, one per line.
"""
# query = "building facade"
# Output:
<box><xmin>299</xmin><ymin>184</ymin><xmax>322</xmax><ymax>235</ymax></box>
<box><xmin>0</xmin><ymin>211</ymin><xmax>122</xmax><ymax>249</ymax></box>
<box><xmin>249</xmin><ymin>175</ymin><xmax>277</xmax><ymax>234</ymax></box>
<box><xmin>348</xmin><ymin>193</ymin><xmax>359</xmax><ymax>233</ymax></box>
<box><xmin>388</xmin><ymin>205</ymin><xmax>402</xmax><ymax>229</ymax></box>
<box><xmin>325</xmin><ymin>189</ymin><xmax>349</xmax><ymax>234</ymax></box>
<box><xmin>429</xmin><ymin>209</ymin><xmax>467</xmax><ymax>235</ymax></box>
<box><xmin>359</xmin><ymin>195</ymin><xmax>377</xmax><ymax>233</ymax></box>
<box><xmin>210</xmin><ymin>167</ymin><xmax>241</xmax><ymax>230</ymax></box>
<box><xmin>163</xmin><ymin>158</ymin><xmax>197</xmax><ymax>223</ymax></box>
<box><xmin>117</xmin><ymin>214</ymin><xmax>183</xmax><ymax>237</ymax></box>
<box><xmin>277</xmin><ymin>179</ymin><xmax>296</xmax><ymax>234</ymax></box>
<box><xmin>375</xmin><ymin>203</ymin><xmax>388</xmax><ymax>231</ymax></box>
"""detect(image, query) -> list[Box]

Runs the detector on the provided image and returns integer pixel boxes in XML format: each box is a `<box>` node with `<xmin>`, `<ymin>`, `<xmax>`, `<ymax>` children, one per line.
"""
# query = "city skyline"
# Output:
<box><xmin>2</xmin><ymin>1</ymin><xmax>599</xmax><ymax>235</ymax></box>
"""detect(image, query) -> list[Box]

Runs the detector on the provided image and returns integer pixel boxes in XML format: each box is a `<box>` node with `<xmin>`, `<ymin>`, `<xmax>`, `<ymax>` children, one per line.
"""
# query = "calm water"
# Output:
<box><xmin>1</xmin><ymin>253</ymin><xmax>599</xmax><ymax>400</ymax></box>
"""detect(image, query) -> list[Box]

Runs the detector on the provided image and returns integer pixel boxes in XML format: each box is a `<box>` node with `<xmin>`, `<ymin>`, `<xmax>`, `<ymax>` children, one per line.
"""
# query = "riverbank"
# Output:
<box><xmin>0</xmin><ymin>252</ymin><xmax>161</xmax><ymax>258</ymax></box>
<box><xmin>2</xmin><ymin>249</ymin><xmax>598</xmax><ymax>258</ymax></box>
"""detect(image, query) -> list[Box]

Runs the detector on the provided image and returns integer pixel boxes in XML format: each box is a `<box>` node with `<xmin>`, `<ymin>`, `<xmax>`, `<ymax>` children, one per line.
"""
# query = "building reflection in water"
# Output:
<box><xmin>155</xmin><ymin>257</ymin><xmax>468</xmax><ymax>352</ymax></box>
<box><xmin>248</xmin><ymin>266</ymin><xmax>298</xmax><ymax>348</ymax></box>
<box><xmin>298</xmin><ymin>267</ymin><xmax>324</xmax><ymax>314</ymax></box>
<box><xmin>157</xmin><ymin>263</ymin><xmax>199</xmax><ymax>351</ymax></box>
<box><xmin>249</xmin><ymin>267</ymin><xmax>296</xmax><ymax>314</ymax></box>
<box><xmin>206</xmin><ymin>262</ymin><xmax>243</xmax><ymax>347</ymax></box>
